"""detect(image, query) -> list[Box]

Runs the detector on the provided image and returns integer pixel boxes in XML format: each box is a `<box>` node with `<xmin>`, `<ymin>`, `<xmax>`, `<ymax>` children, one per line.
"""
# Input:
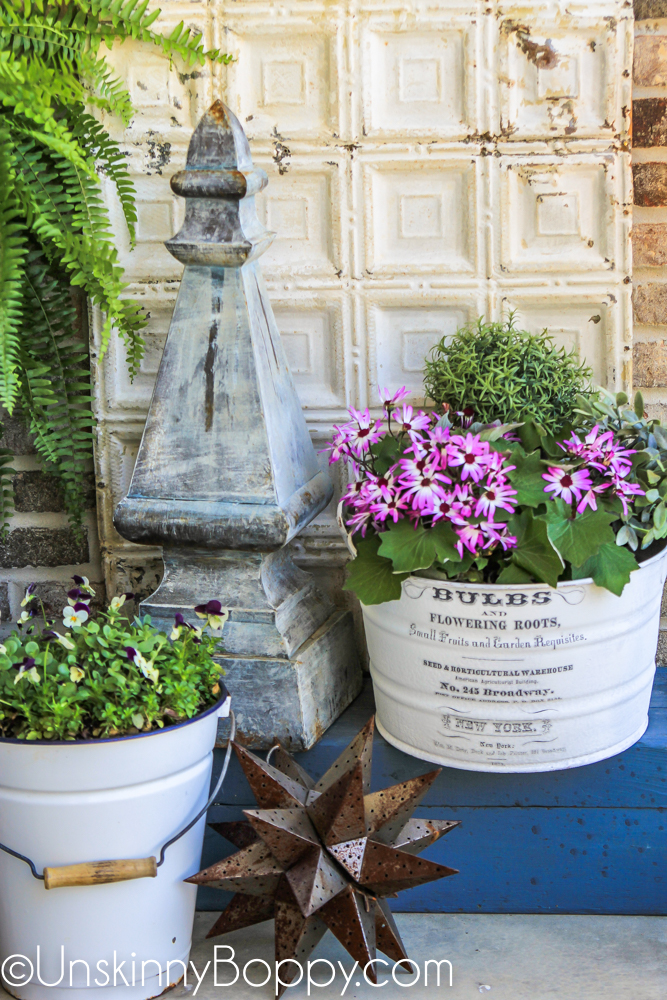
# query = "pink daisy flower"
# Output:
<box><xmin>455</xmin><ymin>523</ymin><xmax>485</xmax><ymax>557</ymax></box>
<box><xmin>576</xmin><ymin>484</ymin><xmax>609</xmax><ymax>515</ymax></box>
<box><xmin>401</xmin><ymin>462</ymin><xmax>450</xmax><ymax>512</ymax></box>
<box><xmin>542</xmin><ymin>467</ymin><xmax>593</xmax><ymax>504</ymax></box>
<box><xmin>378</xmin><ymin>386</ymin><xmax>411</xmax><ymax>409</ymax></box>
<box><xmin>481</xmin><ymin>522</ymin><xmax>517</xmax><ymax>551</ymax></box>
<box><xmin>370</xmin><ymin>494</ymin><xmax>410</xmax><ymax>524</ymax></box>
<box><xmin>391</xmin><ymin>404</ymin><xmax>432</xmax><ymax>439</ymax></box>
<box><xmin>448</xmin><ymin>433</ymin><xmax>491</xmax><ymax>483</ymax></box>
<box><xmin>612</xmin><ymin>477</ymin><xmax>645</xmax><ymax>516</ymax></box>
<box><xmin>475</xmin><ymin>481</ymin><xmax>518</xmax><ymax>520</ymax></box>
<box><xmin>346</xmin><ymin>509</ymin><xmax>373</xmax><ymax>536</ymax></box>
<box><xmin>345</xmin><ymin>408</ymin><xmax>384</xmax><ymax>455</ymax></box>
<box><xmin>364</xmin><ymin>468</ymin><xmax>401</xmax><ymax>504</ymax></box>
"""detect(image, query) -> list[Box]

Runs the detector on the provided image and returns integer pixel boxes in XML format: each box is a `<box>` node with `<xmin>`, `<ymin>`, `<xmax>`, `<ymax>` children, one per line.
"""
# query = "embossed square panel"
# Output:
<box><xmin>498</xmin><ymin>17</ymin><xmax>628</xmax><ymax>140</ymax></box>
<box><xmin>103</xmin><ymin>298</ymin><xmax>173</xmax><ymax>413</ymax></box>
<box><xmin>367</xmin><ymin>302</ymin><xmax>478</xmax><ymax>405</ymax></box>
<box><xmin>499</xmin><ymin>158</ymin><xmax>616</xmax><ymax>272</ymax></box>
<box><xmin>109</xmin><ymin>174</ymin><xmax>185</xmax><ymax>282</ymax></box>
<box><xmin>107</xmin><ymin>29</ymin><xmax>208</xmax><ymax>131</ymax></box>
<box><xmin>135</xmin><ymin>201</ymin><xmax>174</xmax><ymax>243</ymax></box>
<box><xmin>255</xmin><ymin>164</ymin><xmax>339</xmax><ymax>275</ymax></box>
<box><xmin>364</xmin><ymin>160</ymin><xmax>477</xmax><ymax>273</ymax></box>
<box><xmin>362</xmin><ymin>18</ymin><xmax>476</xmax><ymax>136</ymax></box>
<box><xmin>272</xmin><ymin>303</ymin><xmax>345</xmax><ymax>410</ymax></box>
<box><xmin>499</xmin><ymin>293</ymin><xmax>620</xmax><ymax>387</ymax></box>
<box><xmin>224</xmin><ymin>25</ymin><xmax>336</xmax><ymax>137</ymax></box>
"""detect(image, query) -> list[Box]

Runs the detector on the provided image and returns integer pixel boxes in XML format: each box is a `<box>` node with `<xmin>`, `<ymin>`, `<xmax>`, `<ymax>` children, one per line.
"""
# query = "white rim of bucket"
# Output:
<box><xmin>0</xmin><ymin>692</ymin><xmax>228</xmax><ymax>748</ymax></box>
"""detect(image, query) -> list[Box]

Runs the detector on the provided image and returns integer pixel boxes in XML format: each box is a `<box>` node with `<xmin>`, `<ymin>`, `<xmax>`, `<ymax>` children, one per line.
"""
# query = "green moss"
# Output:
<box><xmin>423</xmin><ymin>316</ymin><xmax>592</xmax><ymax>433</ymax></box>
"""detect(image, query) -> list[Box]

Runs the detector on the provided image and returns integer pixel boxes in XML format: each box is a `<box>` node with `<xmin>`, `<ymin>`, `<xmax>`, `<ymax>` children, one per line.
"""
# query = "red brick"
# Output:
<box><xmin>633</xmin><ymin>224</ymin><xmax>667</xmax><ymax>266</ymax></box>
<box><xmin>634</xmin><ymin>283</ymin><xmax>667</xmax><ymax>324</ymax></box>
<box><xmin>633</xmin><ymin>162</ymin><xmax>667</xmax><ymax>206</ymax></box>
<box><xmin>633</xmin><ymin>99</ymin><xmax>667</xmax><ymax>147</ymax></box>
<box><xmin>634</xmin><ymin>36</ymin><xmax>667</xmax><ymax>87</ymax></box>
<box><xmin>634</xmin><ymin>341</ymin><xmax>667</xmax><ymax>387</ymax></box>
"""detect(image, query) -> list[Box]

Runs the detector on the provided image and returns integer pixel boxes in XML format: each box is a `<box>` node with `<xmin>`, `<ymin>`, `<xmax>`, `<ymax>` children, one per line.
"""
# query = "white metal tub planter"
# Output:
<box><xmin>330</xmin><ymin>321</ymin><xmax>667</xmax><ymax>772</ymax></box>
<box><xmin>0</xmin><ymin>584</ymin><xmax>232</xmax><ymax>1000</ymax></box>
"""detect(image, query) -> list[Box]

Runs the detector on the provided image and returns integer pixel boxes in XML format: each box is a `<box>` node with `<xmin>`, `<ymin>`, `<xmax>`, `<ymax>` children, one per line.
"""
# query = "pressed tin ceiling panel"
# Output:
<box><xmin>93</xmin><ymin>0</ymin><xmax>633</xmax><ymax>591</ymax></box>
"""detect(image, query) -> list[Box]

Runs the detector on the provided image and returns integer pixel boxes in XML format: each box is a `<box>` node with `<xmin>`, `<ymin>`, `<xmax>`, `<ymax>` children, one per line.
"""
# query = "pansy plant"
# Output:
<box><xmin>328</xmin><ymin>386</ymin><xmax>653</xmax><ymax>604</ymax></box>
<box><xmin>0</xmin><ymin>581</ymin><xmax>228</xmax><ymax>741</ymax></box>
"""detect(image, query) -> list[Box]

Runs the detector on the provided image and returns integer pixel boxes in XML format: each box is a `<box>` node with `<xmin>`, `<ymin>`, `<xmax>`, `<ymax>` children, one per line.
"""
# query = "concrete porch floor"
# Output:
<box><xmin>164</xmin><ymin>911</ymin><xmax>665</xmax><ymax>1000</ymax></box>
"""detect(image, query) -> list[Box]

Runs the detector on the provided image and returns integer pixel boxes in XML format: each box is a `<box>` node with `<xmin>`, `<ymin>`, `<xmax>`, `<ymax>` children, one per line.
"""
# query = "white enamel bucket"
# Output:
<box><xmin>363</xmin><ymin>546</ymin><xmax>667</xmax><ymax>772</ymax></box>
<box><xmin>0</xmin><ymin>701</ymin><xmax>225</xmax><ymax>1000</ymax></box>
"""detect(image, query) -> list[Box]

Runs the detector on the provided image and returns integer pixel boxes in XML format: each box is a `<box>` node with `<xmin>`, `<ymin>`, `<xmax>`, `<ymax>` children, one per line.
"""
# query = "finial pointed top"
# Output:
<box><xmin>166</xmin><ymin>99</ymin><xmax>273</xmax><ymax>266</ymax></box>
<box><xmin>185</xmin><ymin>100</ymin><xmax>253</xmax><ymax>172</ymax></box>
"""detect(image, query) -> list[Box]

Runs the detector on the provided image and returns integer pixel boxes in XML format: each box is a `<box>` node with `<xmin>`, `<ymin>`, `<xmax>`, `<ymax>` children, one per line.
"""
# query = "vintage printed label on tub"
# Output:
<box><xmin>366</xmin><ymin>572</ymin><xmax>659</xmax><ymax>768</ymax></box>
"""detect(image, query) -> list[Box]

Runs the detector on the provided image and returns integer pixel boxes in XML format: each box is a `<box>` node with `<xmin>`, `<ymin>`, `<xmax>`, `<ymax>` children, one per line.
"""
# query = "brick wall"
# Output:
<box><xmin>633</xmin><ymin>2</ymin><xmax>667</xmax><ymax>660</ymax></box>
<box><xmin>0</xmin><ymin>327</ymin><xmax>104</xmax><ymax>636</ymax></box>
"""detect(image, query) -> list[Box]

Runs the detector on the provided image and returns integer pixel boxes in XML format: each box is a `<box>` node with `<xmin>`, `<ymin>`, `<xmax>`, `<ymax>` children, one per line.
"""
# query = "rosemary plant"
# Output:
<box><xmin>423</xmin><ymin>316</ymin><xmax>592</xmax><ymax>434</ymax></box>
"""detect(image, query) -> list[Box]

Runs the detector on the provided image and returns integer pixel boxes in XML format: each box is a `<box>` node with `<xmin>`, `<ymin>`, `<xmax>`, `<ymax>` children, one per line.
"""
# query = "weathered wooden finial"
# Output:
<box><xmin>114</xmin><ymin>102</ymin><xmax>360</xmax><ymax>749</ymax></box>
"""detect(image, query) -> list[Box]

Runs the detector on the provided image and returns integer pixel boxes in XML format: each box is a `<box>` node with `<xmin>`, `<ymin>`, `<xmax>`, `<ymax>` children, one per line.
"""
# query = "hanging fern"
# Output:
<box><xmin>0</xmin><ymin>0</ymin><xmax>230</xmax><ymax>536</ymax></box>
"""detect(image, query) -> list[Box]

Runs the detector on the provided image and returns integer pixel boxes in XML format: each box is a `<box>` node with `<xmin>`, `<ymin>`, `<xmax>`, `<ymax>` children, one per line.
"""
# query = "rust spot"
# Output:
<box><xmin>208</xmin><ymin>99</ymin><xmax>229</xmax><ymax>125</ymax></box>
<box><xmin>516</xmin><ymin>30</ymin><xmax>559</xmax><ymax>70</ymax></box>
<box><xmin>273</xmin><ymin>140</ymin><xmax>291</xmax><ymax>175</ymax></box>
<box><xmin>204</xmin><ymin>319</ymin><xmax>218</xmax><ymax>432</ymax></box>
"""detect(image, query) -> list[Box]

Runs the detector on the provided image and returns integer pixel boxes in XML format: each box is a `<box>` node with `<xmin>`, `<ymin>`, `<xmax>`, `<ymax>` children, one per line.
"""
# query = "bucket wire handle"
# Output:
<box><xmin>0</xmin><ymin>710</ymin><xmax>236</xmax><ymax>889</ymax></box>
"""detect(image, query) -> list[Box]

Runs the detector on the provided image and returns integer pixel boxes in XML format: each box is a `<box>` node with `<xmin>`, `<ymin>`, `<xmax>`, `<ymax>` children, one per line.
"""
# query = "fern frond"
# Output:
<box><xmin>20</xmin><ymin>250</ymin><xmax>93</xmax><ymax>532</ymax></box>
<box><xmin>68</xmin><ymin>106</ymin><xmax>137</xmax><ymax>243</ymax></box>
<box><xmin>0</xmin><ymin>129</ymin><xmax>27</xmax><ymax>413</ymax></box>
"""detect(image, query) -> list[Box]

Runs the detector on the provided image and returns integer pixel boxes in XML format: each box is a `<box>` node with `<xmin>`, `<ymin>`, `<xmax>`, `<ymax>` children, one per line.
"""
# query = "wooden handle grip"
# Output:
<box><xmin>43</xmin><ymin>857</ymin><xmax>157</xmax><ymax>890</ymax></box>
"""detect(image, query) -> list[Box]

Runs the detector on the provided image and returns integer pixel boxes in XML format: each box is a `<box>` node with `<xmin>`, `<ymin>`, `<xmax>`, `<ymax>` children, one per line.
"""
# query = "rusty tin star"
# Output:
<box><xmin>186</xmin><ymin>717</ymin><xmax>459</xmax><ymax>996</ymax></box>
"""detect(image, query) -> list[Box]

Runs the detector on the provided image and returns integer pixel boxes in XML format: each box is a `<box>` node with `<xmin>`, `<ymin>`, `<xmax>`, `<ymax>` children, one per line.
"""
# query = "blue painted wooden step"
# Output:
<box><xmin>199</xmin><ymin>669</ymin><xmax>667</xmax><ymax>915</ymax></box>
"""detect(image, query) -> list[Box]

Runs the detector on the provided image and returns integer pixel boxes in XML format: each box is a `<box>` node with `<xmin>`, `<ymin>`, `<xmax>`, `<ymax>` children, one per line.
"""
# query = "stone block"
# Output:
<box><xmin>27</xmin><ymin>580</ymin><xmax>106</xmax><ymax>621</ymax></box>
<box><xmin>12</xmin><ymin>471</ymin><xmax>96</xmax><ymax>513</ymax></box>
<box><xmin>635</xmin><ymin>0</ymin><xmax>667</xmax><ymax>18</ymax></box>
<box><xmin>0</xmin><ymin>407</ymin><xmax>36</xmax><ymax>455</ymax></box>
<box><xmin>214</xmin><ymin>609</ymin><xmax>363</xmax><ymax>751</ymax></box>
<box><xmin>634</xmin><ymin>35</ymin><xmax>667</xmax><ymax>87</ymax></box>
<box><xmin>633</xmin><ymin>162</ymin><xmax>667</xmax><ymax>206</ymax></box>
<box><xmin>633</xmin><ymin>340</ymin><xmax>667</xmax><ymax>386</ymax></box>
<box><xmin>633</xmin><ymin>223</ymin><xmax>667</xmax><ymax>266</ymax></box>
<box><xmin>633</xmin><ymin>99</ymin><xmax>667</xmax><ymax>147</ymax></box>
<box><xmin>0</xmin><ymin>528</ymin><xmax>89</xmax><ymax>569</ymax></box>
<box><xmin>633</xmin><ymin>282</ymin><xmax>667</xmax><ymax>325</ymax></box>
<box><xmin>13</xmin><ymin>472</ymin><xmax>64</xmax><ymax>513</ymax></box>
<box><xmin>0</xmin><ymin>583</ymin><xmax>10</xmax><ymax>625</ymax></box>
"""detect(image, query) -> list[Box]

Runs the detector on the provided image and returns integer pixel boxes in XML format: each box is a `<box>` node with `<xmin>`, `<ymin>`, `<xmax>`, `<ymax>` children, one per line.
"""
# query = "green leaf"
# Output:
<box><xmin>378</xmin><ymin>519</ymin><xmax>436</xmax><ymax>573</ymax></box>
<box><xmin>370</xmin><ymin>433</ymin><xmax>400</xmax><ymax>475</ymax></box>
<box><xmin>496</xmin><ymin>563</ymin><xmax>534</xmax><ymax>585</ymax></box>
<box><xmin>506</xmin><ymin>448</ymin><xmax>549</xmax><ymax>507</ymax></box>
<box><xmin>508</xmin><ymin>509</ymin><xmax>563</xmax><ymax>588</ymax></box>
<box><xmin>430</xmin><ymin>521</ymin><xmax>461</xmax><ymax>563</ymax></box>
<box><xmin>539</xmin><ymin>502</ymin><xmax>616</xmax><ymax>568</ymax></box>
<box><xmin>343</xmin><ymin>535</ymin><xmax>409</xmax><ymax>605</ymax></box>
<box><xmin>635</xmin><ymin>391</ymin><xmax>644</xmax><ymax>419</ymax></box>
<box><xmin>571</xmin><ymin>543</ymin><xmax>639</xmax><ymax>597</ymax></box>
<box><xmin>517</xmin><ymin>418</ymin><xmax>544</xmax><ymax>454</ymax></box>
